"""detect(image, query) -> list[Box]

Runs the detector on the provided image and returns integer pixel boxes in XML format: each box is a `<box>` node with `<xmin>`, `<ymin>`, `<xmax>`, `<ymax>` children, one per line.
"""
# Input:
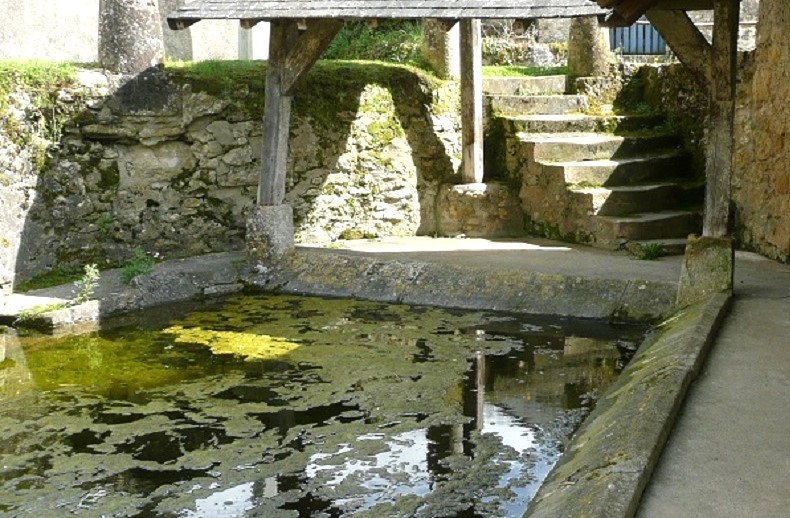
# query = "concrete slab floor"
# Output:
<box><xmin>311</xmin><ymin>236</ymin><xmax>685</xmax><ymax>283</ymax></box>
<box><xmin>638</xmin><ymin>252</ymin><xmax>790</xmax><ymax>518</ymax></box>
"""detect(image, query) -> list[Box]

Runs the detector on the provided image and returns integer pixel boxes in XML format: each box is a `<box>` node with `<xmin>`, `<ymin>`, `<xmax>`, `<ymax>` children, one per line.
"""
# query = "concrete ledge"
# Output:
<box><xmin>524</xmin><ymin>293</ymin><xmax>732</xmax><ymax>518</ymax></box>
<box><xmin>245</xmin><ymin>247</ymin><xmax>677</xmax><ymax>320</ymax></box>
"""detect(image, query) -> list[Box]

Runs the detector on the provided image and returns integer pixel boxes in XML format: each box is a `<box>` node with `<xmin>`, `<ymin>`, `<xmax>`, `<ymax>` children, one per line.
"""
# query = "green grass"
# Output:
<box><xmin>482</xmin><ymin>65</ymin><xmax>568</xmax><ymax>78</ymax></box>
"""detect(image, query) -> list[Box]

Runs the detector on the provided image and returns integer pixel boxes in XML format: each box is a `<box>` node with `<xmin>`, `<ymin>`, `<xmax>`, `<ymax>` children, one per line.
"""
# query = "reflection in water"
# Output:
<box><xmin>0</xmin><ymin>294</ymin><xmax>643</xmax><ymax>517</ymax></box>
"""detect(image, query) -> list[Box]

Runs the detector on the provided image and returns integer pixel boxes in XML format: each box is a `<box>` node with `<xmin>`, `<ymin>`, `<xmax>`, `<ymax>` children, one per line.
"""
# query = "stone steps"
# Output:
<box><xmin>517</xmin><ymin>132</ymin><xmax>683</xmax><ymax>163</ymax></box>
<box><xmin>486</xmin><ymin>76</ymin><xmax>703</xmax><ymax>253</ymax></box>
<box><xmin>482</xmin><ymin>75</ymin><xmax>567</xmax><ymax>96</ymax></box>
<box><xmin>489</xmin><ymin>94</ymin><xmax>588</xmax><ymax>115</ymax></box>
<box><xmin>543</xmin><ymin>151</ymin><xmax>692</xmax><ymax>186</ymax></box>
<box><xmin>571</xmin><ymin>182</ymin><xmax>705</xmax><ymax>217</ymax></box>
<box><xmin>504</xmin><ymin>113</ymin><xmax>666</xmax><ymax>134</ymax></box>
<box><xmin>595</xmin><ymin>210</ymin><xmax>703</xmax><ymax>243</ymax></box>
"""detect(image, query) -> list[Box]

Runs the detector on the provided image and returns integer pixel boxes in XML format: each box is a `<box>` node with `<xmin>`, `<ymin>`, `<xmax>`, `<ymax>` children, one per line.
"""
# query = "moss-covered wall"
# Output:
<box><xmin>0</xmin><ymin>61</ymin><xmax>462</xmax><ymax>287</ymax></box>
<box><xmin>732</xmin><ymin>0</ymin><xmax>790</xmax><ymax>262</ymax></box>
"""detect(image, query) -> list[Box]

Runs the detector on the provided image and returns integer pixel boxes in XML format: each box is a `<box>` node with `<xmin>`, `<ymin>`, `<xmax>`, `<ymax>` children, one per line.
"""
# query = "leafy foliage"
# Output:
<box><xmin>323</xmin><ymin>20</ymin><xmax>424</xmax><ymax>65</ymax></box>
<box><xmin>120</xmin><ymin>248</ymin><xmax>156</xmax><ymax>284</ymax></box>
<box><xmin>634</xmin><ymin>242</ymin><xmax>665</xmax><ymax>260</ymax></box>
<box><xmin>73</xmin><ymin>264</ymin><xmax>100</xmax><ymax>304</ymax></box>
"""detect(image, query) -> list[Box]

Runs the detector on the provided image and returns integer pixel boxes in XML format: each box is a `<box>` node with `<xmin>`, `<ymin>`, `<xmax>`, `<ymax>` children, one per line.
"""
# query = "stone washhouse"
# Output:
<box><xmin>166</xmin><ymin>0</ymin><xmax>761</xmax><ymax>289</ymax></box>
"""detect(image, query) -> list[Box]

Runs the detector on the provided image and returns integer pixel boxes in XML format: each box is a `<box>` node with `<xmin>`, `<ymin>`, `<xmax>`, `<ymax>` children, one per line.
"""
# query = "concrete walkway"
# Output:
<box><xmin>638</xmin><ymin>252</ymin><xmax>790</xmax><ymax>518</ymax></box>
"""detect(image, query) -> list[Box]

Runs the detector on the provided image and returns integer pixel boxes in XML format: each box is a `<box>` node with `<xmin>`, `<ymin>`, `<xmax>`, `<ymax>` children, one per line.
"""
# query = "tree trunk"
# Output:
<box><xmin>99</xmin><ymin>0</ymin><xmax>164</xmax><ymax>74</ymax></box>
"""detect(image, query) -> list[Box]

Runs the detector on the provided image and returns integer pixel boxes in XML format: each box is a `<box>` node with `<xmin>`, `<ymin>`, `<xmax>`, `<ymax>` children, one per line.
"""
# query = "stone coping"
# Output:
<box><xmin>524</xmin><ymin>293</ymin><xmax>732</xmax><ymax>518</ymax></box>
<box><xmin>247</xmin><ymin>247</ymin><xmax>677</xmax><ymax>321</ymax></box>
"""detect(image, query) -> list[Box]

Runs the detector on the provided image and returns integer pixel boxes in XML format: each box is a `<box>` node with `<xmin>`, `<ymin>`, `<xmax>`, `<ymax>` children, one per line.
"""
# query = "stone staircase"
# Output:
<box><xmin>484</xmin><ymin>75</ymin><xmax>703</xmax><ymax>254</ymax></box>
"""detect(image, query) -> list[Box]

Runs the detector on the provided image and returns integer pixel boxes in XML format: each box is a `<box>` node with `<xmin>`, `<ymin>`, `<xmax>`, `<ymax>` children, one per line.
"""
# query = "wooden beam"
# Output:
<box><xmin>281</xmin><ymin>19</ymin><xmax>344</xmax><ymax>95</ymax></box>
<box><xmin>258</xmin><ymin>20</ymin><xmax>297</xmax><ymax>206</ymax></box>
<box><xmin>167</xmin><ymin>18</ymin><xmax>199</xmax><ymax>31</ymax></box>
<box><xmin>460</xmin><ymin>19</ymin><xmax>484</xmax><ymax>184</ymax></box>
<box><xmin>617</xmin><ymin>0</ymin><xmax>662</xmax><ymax>25</ymax></box>
<box><xmin>703</xmin><ymin>0</ymin><xmax>740</xmax><ymax>237</ymax></box>
<box><xmin>652</xmin><ymin>0</ymin><xmax>714</xmax><ymax>9</ymax></box>
<box><xmin>646</xmin><ymin>10</ymin><xmax>712</xmax><ymax>87</ymax></box>
<box><xmin>240</xmin><ymin>19</ymin><xmax>264</xmax><ymax>30</ymax></box>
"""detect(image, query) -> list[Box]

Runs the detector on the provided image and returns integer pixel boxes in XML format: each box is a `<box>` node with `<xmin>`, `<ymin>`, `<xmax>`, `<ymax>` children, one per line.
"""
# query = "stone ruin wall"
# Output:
<box><xmin>0</xmin><ymin>66</ymin><xmax>463</xmax><ymax>290</ymax></box>
<box><xmin>731</xmin><ymin>0</ymin><xmax>790</xmax><ymax>262</ymax></box>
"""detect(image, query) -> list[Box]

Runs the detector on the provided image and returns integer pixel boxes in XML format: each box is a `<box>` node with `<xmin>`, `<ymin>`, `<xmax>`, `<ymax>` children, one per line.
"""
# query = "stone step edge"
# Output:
<box><xmin>570</xmin><ymin>181</ymin><xmax>705</xmax><ymax>194</ymax></box>
<box><xmin>595</xmin><ymin>209</ymin><xmax>703</xmax><ymax>223</ymax></box>
<box><xmin>537</xmin><ymin>151</ymin><xmax>689</xmax><ymax>168</ymax></box>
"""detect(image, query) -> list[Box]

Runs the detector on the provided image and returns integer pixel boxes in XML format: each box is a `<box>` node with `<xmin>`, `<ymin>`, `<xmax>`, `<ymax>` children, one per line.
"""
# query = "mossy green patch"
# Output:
<box><xmin>483</xmin><ymin>65</ymin><xmax>568</xmax><ymax>78</ymax></box>
<box><xmin>163</xmin><ymin>325</ymin><xmax>300</xmax><ymax>360</ymax></box>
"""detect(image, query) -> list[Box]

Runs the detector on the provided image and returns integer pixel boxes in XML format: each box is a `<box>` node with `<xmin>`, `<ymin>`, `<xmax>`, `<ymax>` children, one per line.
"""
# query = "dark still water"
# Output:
<box><xmin>0</xmin><ymin>293</ymin><xmax>645</xmax><ymax>517</ymax></box>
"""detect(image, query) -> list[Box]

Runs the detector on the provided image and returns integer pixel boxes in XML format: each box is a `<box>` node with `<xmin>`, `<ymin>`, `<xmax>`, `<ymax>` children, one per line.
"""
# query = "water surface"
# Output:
<box><xmin>0</xmin><ymin>293</ymin><xmax>644</xmax><ymax>517</ymax></box>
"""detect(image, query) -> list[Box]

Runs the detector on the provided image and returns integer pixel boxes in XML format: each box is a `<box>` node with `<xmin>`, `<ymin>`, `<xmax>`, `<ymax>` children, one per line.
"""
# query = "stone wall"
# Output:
<box><xmin>0</xmin><ymin>63</ymin><xmax>463</xmax><ymax>287</ymax></box>
<box><xmin>732</xmin><ymin>0</ymin><xmax>790</xmax><ymax>262</ymax></box>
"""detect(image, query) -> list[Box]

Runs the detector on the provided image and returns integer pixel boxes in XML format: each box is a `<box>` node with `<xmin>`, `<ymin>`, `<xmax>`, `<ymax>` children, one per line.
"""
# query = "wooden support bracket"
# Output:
<box><xmin>282</xmin><ymin>19</ymin><xmax>344</xmax><ymax>95</ymax></box>
<box><xmin>646</xmin><ymin>10</ymin><xmax>712</xmax><ymax>87</ymax></box>
<box><xmin>240</xmin><ymin>19</ymin><xmax>264</xmax><ymax>30</ymax></box>
<box><xmin>257</xmin><ymin>18</ymin><xmax>344</xmax><ymax>205</ymax></box>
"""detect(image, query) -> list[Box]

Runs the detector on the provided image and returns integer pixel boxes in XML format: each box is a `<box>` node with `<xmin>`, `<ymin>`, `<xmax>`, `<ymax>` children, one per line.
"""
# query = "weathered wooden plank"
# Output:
<box><xmin>703</xmin><ymin>0</ymin><xmax>739</xmax><ymax>237</ymax></box>
<box><xmin>281</xmin><ymin>19</ymin><xmax>344</xmax><ymax>95</ymax></box>
<box><xmin>258</xmin><ymin>20</ymin><xmax>296</xmax><ymax>206</ymax></box>
<box><xmin>460</xmin><ymin>18</ymin><xmax>484</xmax><ymax>184</ymax></box>
<box><xmin>646</xmin><ymin>10</ymin><xmax>711</xmax><ymax>87</ymax></box>
<box><xmin>167</xmin><ymin>0</ymin><xmax>607</xmax><ymax>26</ymax></box>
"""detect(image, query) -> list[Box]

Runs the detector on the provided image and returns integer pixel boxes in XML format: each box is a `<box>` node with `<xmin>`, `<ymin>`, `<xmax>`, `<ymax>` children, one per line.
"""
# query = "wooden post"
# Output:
<box><xmin>703</xmin><ymin>0</ymin><xmax>740</xmax><ymax>237</ymax></box>
<box><xmin>258</xmin><ymin>20</ymin><xmax>294</xmax><ymax>206</ymax></box>
<box><xmin>257</xmin><ymin>19</ymin><xmax>342</xmax><ymax>206</ymax></box>
<box><xmin>460</xmin><ymin>19</ymin><xmax>484</xmax><ymax>184</ymax></box>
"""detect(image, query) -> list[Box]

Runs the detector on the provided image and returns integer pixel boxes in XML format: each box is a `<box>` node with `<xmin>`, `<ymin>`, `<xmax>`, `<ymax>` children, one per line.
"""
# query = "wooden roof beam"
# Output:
<box><xmin>646</xmin><ymin>9</ymin><xmax>712</xmax><ymax>87</ymax></box>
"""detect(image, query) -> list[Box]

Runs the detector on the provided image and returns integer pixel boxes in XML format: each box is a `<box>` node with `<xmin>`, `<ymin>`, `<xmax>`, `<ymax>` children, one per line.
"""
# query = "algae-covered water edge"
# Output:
<box><xmin>0</xmin><ymin>293</ymin><xmax>645</xmax><ymax>517</ymax></box>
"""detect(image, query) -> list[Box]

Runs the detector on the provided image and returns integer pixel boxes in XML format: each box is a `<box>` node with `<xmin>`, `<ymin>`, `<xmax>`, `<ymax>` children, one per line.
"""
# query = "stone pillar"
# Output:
<box><xmin>99</xmin><ymin>0</ymin><xmax>165</xmax><ymax>74</ymax></box>
<box><xmin>567</xmin><ymin>16</ymin><xmax>612</xmax><ymax>79</ymax></box>
<box><xmin>246</xmin><ymin>205</ymin><xmax>295</xmax><ymax>265</ymax></box>
<box><xmin>158</xmin><ymin>0</ymin><xmax>193</xmax><ymax>61</ymax></box>
<box><xmin>420</xmin><ymin>19</ymin><xmax>461</xmax><ymax>79</ymax></box>
<box><xmin>676</xmin><ymin>235</ymin><xmax>734</xmax><ymax>308</ymax></box>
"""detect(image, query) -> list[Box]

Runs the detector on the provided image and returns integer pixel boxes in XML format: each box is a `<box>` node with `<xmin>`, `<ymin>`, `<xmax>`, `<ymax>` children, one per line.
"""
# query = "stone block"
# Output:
<box><xmin>677</xmin><ymin>235</ymin><xmax>734</xmax><ymax>308</ymax></box>
<box><xmin>246</xmin><ymin>205</ymin><xmax>295</xmax><ymax>265</ymax></box>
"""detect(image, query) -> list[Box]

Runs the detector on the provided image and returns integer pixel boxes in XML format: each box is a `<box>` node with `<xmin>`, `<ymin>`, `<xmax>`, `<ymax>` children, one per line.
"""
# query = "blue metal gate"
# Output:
<box><xmin>610</xmin><ymin>18</ymin><xmax>667</xmax><ymax>55</ymax></box>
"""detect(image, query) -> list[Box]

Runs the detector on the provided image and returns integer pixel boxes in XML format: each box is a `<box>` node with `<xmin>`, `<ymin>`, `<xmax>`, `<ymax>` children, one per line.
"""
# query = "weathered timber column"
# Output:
<box><xmin>99</xmin><ymin>0</ymin><xmax>164</xmax><ymax>74</ymax></box>
<box><xmin>703</xmin><ymin>0</ymin><xmax>740</xmax><ymax>238</ymax></box>
<box><xmin>460</xmin><ymin>19</ymin><xmax>484</xmax><ymax>184</ymax></box>
<box><xmin>567</xmin><ymin>16</ymin><xmax>612</xmax><ymax>80</ymax></box>
<box><xmin>676</xmin><ymin>0</ymin><xmax>739</xmax><ymax>305</ymax></box>
<box><xmin>248</xmin><ymin>19</ymin><xmax>342</xmax><ymax>264</ymax></box>
<box><xmin>248</xmin><ymin>20</ymin><xmax>296</xmax><ymax>264</ymax></box>
<box><xmin>258</xmin><ymin>20</ymin><xmax>294</xmax><ymax>207</ymax></box>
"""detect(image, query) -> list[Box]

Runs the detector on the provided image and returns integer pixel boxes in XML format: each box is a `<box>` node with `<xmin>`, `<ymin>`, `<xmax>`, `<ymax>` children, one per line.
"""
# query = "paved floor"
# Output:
<box><xmin>638</xmin><ymin>252</ymin><xmax>790</xmax><ymax>518</ymax></box>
